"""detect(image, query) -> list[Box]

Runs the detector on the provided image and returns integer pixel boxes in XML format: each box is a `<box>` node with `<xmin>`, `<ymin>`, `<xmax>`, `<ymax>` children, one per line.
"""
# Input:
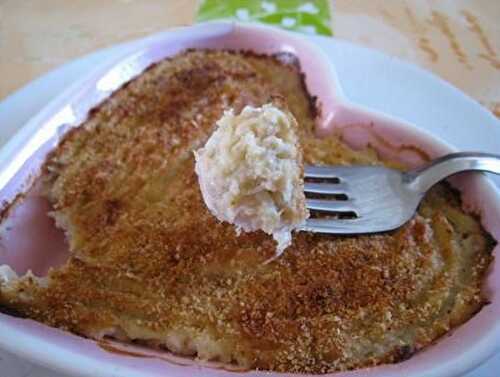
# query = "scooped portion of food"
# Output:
<box><xmin>194</xmin><ymin>103</ymin><xmax>309</xmax><ymax>256</ymax></box>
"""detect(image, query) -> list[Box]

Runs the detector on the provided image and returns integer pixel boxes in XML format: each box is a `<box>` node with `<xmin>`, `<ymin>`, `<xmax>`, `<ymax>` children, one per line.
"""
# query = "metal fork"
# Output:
<box><xmin>301</xmin><ymin>152</ymin><xmax>500</xmax><ymax>234</ymax></box>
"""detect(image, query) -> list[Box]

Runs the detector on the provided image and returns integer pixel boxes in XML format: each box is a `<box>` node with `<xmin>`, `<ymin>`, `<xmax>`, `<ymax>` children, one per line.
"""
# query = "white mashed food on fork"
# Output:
<box><xmin>194</xmin><ymin>103</ymin><xmax>309</xmax><ymax>257</ymax></box>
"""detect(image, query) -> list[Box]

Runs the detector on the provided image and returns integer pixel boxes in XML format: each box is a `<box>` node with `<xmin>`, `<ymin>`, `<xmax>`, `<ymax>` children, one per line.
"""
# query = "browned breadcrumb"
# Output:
<box><xmin>0</xmin><ymin>50</ymin><xmax>494</xmax><ymax>374</ymax></box>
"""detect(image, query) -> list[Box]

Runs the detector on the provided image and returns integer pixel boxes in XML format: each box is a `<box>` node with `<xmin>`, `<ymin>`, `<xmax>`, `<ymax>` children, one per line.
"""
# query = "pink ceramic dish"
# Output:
<box><xmin>0</xmin><ymin>22</ymin><xmax>499</xmax><ymax>377</ymax></box>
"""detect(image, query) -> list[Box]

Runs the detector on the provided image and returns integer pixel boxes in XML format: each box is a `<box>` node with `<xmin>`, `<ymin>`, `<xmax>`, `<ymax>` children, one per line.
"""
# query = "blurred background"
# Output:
<box><xmin>0</xmin><ymin>0</ymin><xmax>498</xmax><ymax>118</ymax></box>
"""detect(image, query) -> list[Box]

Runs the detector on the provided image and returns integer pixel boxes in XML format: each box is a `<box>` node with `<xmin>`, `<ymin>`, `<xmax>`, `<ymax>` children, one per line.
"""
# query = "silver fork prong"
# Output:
<box><xmin>306</xmin><ymin>198</ymin><xmax>356</xmax><ymax>213</ymax></box>
<box><xmin>304</xmin><ymin>165</ymin><xmax>342</xmax><ymax>179</ymax></box>
<box><xmin>300</xmin><ymin>218</ymin><xmax>366</xmax><ymax>234</ymax></box>
<box><xmin>304</xmin><ymin>182</ymin><xmax>347</xmax><ymax>195</ymax></box>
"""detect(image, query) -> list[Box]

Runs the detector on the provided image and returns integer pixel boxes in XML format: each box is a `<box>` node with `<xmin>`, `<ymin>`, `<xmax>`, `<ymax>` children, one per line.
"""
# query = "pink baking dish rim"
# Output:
<box><xmin>0</xmin><ymin>22</ymin><xmax>498</xmax><ymax>377</ymax></box>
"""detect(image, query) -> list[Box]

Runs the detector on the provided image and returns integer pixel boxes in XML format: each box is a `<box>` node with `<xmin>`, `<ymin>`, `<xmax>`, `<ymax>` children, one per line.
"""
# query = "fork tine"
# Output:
<box><xmin>304</xmin><ymin>182</ymin><xmax>346</xmax><ymax>195</ymax></box>
<box><xmin>306</xmin><ymin>198</ymin><xmax>356</xmax><ymax>213</ymax></box>
<box><xmin>300</xmin><ymin>218</ymin><xmax>366</xmax><ymax>234</ymax></box>
<box><xmin>304</xmin><ymin>165</ymin><xmax>341</xmax><ymax>179</ymax></box>
<box><xmin>305</xmin><ymin>165</ymin><xmax>383</xmax><ymax>180</ymax></box>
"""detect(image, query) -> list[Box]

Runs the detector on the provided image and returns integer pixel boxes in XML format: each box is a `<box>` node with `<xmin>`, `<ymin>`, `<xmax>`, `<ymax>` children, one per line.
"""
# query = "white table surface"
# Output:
<box><xmin>0</xmin><ymin>33</ymin><xmax>498</xmax><ymax>377</ymax></box>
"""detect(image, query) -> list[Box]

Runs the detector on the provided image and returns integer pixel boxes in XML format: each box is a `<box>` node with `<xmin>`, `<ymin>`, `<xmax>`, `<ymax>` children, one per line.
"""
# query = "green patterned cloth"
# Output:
<box><xmin>196</xmin><ymin>0</ymin><xmax>333</xmax><ymax>36</ymax></box>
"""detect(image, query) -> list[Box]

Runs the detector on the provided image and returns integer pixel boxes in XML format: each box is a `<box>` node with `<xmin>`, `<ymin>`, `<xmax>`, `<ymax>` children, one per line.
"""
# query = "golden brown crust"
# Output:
<box><xmin>0</xmin><ymin>50</ymin><xmax>494</xmax><ymax>374</ymax></box>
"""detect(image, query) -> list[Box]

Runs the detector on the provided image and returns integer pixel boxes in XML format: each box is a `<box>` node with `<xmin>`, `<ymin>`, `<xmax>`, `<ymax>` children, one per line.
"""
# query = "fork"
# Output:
<box><xmin>301</xmin><ymin>152</ymin><xmax>500</xmax><ymax>234</ymax></box>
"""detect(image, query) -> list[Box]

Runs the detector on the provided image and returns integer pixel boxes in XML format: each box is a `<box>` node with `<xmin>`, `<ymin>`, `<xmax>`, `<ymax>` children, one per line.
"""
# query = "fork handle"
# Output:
<box><xmin>405</xmin><ymin>152</ymin><xmax>500</xmax><ymax>194</ymax></box>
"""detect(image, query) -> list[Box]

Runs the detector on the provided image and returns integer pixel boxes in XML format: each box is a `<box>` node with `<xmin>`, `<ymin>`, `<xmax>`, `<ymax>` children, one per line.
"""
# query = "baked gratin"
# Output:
<box><xmin>0</xmin><ymin>50</ymin><xmax>495</xmax><ymax>374</ymax></box>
